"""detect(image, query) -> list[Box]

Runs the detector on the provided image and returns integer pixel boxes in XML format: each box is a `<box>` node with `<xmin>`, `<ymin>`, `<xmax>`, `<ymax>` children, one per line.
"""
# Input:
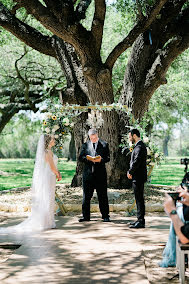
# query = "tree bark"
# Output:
<box><xmin>84</xmin><ymin>70</ymin><xmax>131</xmax><ymax>188</ymax></box>
<box><xmin>68</xmin><ymin>132</ymin><xmax>76</xmax><ymax>161</ymax></box>
<box><xmin>119</xmin><ymin>9</ymin><xmax>189</xmax><ymax>121</ymax></box>
<box><xmin>71</xmin><ymin>112</ymin><xmax>88</xmax><ymax>187</ymax></box>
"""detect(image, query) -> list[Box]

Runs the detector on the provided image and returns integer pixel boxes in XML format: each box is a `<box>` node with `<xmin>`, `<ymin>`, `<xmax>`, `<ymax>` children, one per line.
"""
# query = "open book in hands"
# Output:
<box><xmin>86</xmin><ymin>155</ymin><xmax>101</xmax><ymax>162</ymax></box>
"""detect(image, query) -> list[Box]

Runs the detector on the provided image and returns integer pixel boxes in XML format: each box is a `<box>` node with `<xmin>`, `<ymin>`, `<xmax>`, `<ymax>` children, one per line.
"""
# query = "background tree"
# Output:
<box><xmin>0</xmin><ymin>39</ymin><xmax>65</xmax><ymax>132</ymax></box>
<box><xmin>0</xmin><ymin>0</ymin><xmax>188</xmax><ymax>187</ymax></box>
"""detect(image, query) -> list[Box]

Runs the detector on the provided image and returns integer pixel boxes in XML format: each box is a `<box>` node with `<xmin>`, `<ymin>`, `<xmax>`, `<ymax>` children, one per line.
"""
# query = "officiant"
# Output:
<box><xmin>78</xmin><ymin>129</ymin><xmax>110</xmax><ymax>222</ymax></box>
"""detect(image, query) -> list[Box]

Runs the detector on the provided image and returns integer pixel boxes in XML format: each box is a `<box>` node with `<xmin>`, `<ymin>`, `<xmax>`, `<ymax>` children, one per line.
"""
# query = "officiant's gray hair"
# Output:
<box><xmin>88</xmin><ymin>129</ymin><xmax>98</xmax><ymax>136</ymax></box>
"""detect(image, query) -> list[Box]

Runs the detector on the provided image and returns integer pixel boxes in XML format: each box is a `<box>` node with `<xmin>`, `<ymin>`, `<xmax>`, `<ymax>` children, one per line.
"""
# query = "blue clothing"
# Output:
<box><xmin>159</xmin><ymin>204</ymin><xmax>184</xmax><ymax>267</ymax></box>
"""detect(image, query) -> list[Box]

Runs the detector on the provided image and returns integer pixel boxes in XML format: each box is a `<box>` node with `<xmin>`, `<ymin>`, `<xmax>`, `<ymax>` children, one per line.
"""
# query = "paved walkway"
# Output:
<box><xmin>0</xmin><ymin>213</ymin><xmax>170</xmax><ymax>284</ymax></box>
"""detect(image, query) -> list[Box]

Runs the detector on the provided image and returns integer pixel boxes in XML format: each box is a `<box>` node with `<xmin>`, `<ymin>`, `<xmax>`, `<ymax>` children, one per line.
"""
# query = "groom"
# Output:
<box><xmin>127</xmin><ymin>129</ymin><xmax>147</xmax><ymax>229</ymax></box>
<box><xmin>79</xmin><ymin>129</ymin><xmax>110</xmax><ymax>222</ymax></box>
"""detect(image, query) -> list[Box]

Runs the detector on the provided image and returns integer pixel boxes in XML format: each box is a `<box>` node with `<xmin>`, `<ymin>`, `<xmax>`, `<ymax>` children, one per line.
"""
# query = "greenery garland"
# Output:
<box><xmin>42</xmin><ymin>103</ymin><xmax>132</xmax><ymax>155</ymax></box>
<box><xmin>42</xmin><ymin>103</ymin><xmax>163</xmax><ymax>171</ymax></box>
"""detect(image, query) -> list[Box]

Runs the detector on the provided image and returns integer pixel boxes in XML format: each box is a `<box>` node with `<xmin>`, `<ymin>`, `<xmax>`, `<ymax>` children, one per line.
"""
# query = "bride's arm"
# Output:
<box><xmin>45</xmin><ymin>152</ymin><xmax>60</xmax><ymax>178</ymax></box>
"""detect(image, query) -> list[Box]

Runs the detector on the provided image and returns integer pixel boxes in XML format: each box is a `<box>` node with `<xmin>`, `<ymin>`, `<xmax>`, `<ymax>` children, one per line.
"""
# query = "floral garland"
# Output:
<box><xmin>42</xmin><ymin>103</ymin><xmax>132</xmax><ymax>155</ymax></box>
<box><xmin>42</xmin><ymin>111</ymin><xmax>75</xmax><ymax>155</ymax></box>
<box><xmin>42</xmin><ymin>103</ymin><xmax>163</xmax><ymax>170</ymax></box>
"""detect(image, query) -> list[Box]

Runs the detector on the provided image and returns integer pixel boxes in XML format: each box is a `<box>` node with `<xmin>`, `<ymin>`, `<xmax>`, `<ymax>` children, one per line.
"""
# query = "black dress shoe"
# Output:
<box><xmin>78</xmin><ymin>218</ymin><xmax>90</xmax><ymax>222</ymax></box>
<box><xmin>129</xmin><ymin>220</ymin><xmax>137</xmax><ymax>226</ymax></box>
<box><xmin>129</xmin><ymin>221</ymin><xmax>145</xmax><ymax>229</ymax></box>
<box><xmin>103</xmin><ymin>217</ymin><xmax>111</xmax><ymax>222</ymax></box>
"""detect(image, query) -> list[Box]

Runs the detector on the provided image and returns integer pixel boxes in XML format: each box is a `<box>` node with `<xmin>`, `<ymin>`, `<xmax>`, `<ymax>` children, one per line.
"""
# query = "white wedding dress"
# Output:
<box><xmin>0</xmin><ymin>135</ymin><xmax>57</xmax><ymax>234</ymax></box>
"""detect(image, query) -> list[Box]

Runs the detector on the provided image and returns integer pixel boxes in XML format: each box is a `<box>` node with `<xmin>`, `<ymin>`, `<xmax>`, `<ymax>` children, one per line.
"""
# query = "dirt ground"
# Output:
<box><xmin>0</xmin><ymin>184</ymin><xmax>176</xmax><ymax>206</ymax></box>
<box><xmin>0</xmin><ymin>184</ymin><xmax>182</xmax><ymax>283</ymax></box>
<box><xmin>143</xmin><ymin>246</ymin><xmax>189</xmax><ymax>283</ymax></box>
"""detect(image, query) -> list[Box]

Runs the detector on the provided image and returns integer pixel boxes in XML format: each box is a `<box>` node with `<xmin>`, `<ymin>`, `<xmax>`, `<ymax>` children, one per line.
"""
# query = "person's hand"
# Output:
<box><xmin>127</xmin><ymin>172</ymin><xmax>132</xmax><ymax>179</ymax></box>
<box><xmin>57</xmin><ymin>175</ymin><xmax>62</xmax><ymax>181</ymax></box>
<box><xmin>179</xmin><ymin>188</ymin><xmax>189</xmax><ymax>206</ymax></box>
<box><xmin>164</xmin><ymin>193</ymin><xmax>176</xmax><ymax>215</ymax></box>
<box><xmin>57</xmin><ymin>171</ymin><xmax>62</xmax><ymax>181</ymax></box>
<box><xmin>177</xmin><ymin>185</ymin><xmax>183</xmax><ymax>191</ymax></box>
<box><xmin>94</xmin><ymin>156</ymin><xmax>102</xmax><ymax>163</ymax></box>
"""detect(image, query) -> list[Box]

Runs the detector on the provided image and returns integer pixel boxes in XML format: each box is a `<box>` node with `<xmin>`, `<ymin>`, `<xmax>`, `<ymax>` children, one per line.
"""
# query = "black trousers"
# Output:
<box><xmin>132</xmin><ymin>181</ymin><xmax>145</xmax><ymax>223</ymax></box>
<box><xmin>82</xmin><ymin>175</ymin><xmax>109</xmax><ymax>220</ymax></box>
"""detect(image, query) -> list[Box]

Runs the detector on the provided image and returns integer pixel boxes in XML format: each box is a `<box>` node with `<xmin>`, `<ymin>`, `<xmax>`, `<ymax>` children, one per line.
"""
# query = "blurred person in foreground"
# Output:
<box><xmin>159</xmin><ymin>172</ymin><xmax>189</xmax><ymax>267</ymax></box>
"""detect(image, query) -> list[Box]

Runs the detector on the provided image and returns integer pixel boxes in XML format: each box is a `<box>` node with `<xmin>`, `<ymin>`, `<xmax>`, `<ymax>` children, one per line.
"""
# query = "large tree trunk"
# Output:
<box><xmin>84</xmin><ymin>70</ymin><xmax>131</xmax><ymax>188</ymax></box>
<box><xmin>71</xmin><ymin>112</ymin><xmax>88</xmax><ymax>187</ymax></box>
<box><xmin>53</xmin><ymin>39</ymin><xmax>132</xmax><ymax>188</ymax></box>
<box><xmin>67</xmin><ymin>132</ymin><xmax>76</xmax><ymax>161</ymax></box>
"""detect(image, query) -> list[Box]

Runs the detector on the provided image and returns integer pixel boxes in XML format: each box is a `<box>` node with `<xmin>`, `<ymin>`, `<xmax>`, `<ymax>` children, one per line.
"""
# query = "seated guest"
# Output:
<box><xmin>159</xmin><ymin>172</ymin><xmax>189</xmax><ymax>267</ymax></box>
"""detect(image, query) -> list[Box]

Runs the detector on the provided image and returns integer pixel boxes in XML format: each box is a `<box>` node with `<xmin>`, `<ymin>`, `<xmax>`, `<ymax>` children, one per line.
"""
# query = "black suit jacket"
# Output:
<box><xmin>79</xmin><ymin>139</ymin><xmax>110</xmax><ymax>182</ymax></box>
<box><xmin>129</xmin><ymin>140</ymin><xmax>147</xmax><ymax>183</ymax></box>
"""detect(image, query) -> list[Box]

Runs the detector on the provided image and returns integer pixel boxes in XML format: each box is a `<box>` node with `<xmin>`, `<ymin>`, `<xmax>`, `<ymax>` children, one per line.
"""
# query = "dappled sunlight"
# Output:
<box><xmin>0</xmin><ymin>213</ymin><xmax>171</xmax><ymax>283</ymax></box>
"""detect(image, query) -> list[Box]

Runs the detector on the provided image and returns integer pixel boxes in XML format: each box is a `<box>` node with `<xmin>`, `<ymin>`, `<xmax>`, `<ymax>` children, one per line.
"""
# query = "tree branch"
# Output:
<box><xmin>136</xmin><ymin>0</ymin><xmax>144</xmax><ymax>20</ymax></box>
<box><xmin>52</xmin><ymin>35</ymin><xmax>88</xmax><ymax>105</ymax></box>
<box><xmin>9</xmin><ymin>0</ymin><xmax>90</xmax><ymax>63</ymax></box>
<box><xmin>159</xmin><ymin>5</ymin><xmax>189</xmax><ymax>47</ymax></box>
<box><xmin>105</xmin><ymin>0</ymin><xmax>168</xmax><ymax>69</ymax></box>
<box><xmin>14</xmin><ymin>0</ymin><xmax>73</xmax><ymax>31</ymax></box>
<box><xmin>91</xmin><ymin>0</ymin><xmax>106</xmax><ymax>54</ymax></box>
<box><xmin>0</xmin><ymin>2</ymin><xmax>56</xmax><ymax>58</ymax></box>
<box><xmin>75</xmin><ymin>0</ymin><xmax>92</xmax><ymax>21</ymax></box>
<box><xmin>144</xmin><ymin>32</ymin><xmax>189</xmax><ymax>96</ymax></box>
<box><xmin>43</xmin><ymin>0</ymin><xmax>75</xmax><ymax>24</ymax></box>
<box><xmin>0</xmin><ymin>98</ymin><xmax>42</xmax><ymax>133</ymax></box>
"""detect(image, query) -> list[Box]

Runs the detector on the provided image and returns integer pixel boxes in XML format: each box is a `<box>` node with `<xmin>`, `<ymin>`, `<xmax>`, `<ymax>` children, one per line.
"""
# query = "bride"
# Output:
<box><xmin>0</xmin><ymin>134</ymin><xmax>62</xmax><ymax>233</ymax></box>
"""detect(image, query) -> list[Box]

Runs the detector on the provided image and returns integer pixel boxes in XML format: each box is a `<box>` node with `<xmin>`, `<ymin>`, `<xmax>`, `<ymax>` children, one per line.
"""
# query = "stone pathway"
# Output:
<box><xmin>0</xmin><ymin>213</ymin><xmax>171</xmax><ymax>284</ymax></box>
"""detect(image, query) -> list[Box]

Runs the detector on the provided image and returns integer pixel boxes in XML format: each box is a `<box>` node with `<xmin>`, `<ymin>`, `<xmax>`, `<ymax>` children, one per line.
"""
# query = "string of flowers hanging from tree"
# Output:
<box><xmin>42</xmin><ymin>103</ymin><xmax>131</xmax><ymax>154</ymax></box>
<box><xmin>42</xmin><ymin>103</ymin><xmax>163</xmax><ymax>176</ymax></box>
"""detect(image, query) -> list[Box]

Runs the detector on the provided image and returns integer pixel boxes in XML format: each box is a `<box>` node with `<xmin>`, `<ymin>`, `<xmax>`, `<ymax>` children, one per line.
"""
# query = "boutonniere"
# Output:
<box><xmin>129</xmin><ymin>144</ymin><xmax>135</xmax><ymax>152</ymax></box>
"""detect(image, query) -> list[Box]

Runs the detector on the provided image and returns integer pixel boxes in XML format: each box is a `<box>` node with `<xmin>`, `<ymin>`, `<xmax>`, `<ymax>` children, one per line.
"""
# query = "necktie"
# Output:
<box><xmin>92</xmin><ymin>143</ymin><xmax>96</xmax><ymax>173</ymax></box>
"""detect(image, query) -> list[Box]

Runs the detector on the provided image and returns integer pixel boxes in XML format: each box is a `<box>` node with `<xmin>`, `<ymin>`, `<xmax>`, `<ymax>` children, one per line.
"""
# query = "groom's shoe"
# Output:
<box><xmin>78</xmin><ymin>218</ymin><xmax>90</xmax><ymax>222</ymax></box>
<box><xmin>103</xmin><ymin>217</ymin><xmax>111</xmax><ymax>222</ymax></box>
<box><xmin>129</xmin><ymin>221</ymin><xmax>145</xmax><ymax>229</ymax></box>
<box><xmin>129</xmin><ymin>220</ymin><xmax>137</xmax><ymax>226</ymax></box>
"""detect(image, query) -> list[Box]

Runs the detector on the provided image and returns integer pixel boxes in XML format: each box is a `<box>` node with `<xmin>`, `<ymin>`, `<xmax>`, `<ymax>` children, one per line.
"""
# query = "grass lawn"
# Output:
<box><xmin>0</xmin><ymin>157</ymin><xmax>188</xmax><ymax>190</ymax></box>
<box><xmin>150</xmin><ymin>157</ymin><xmax>187</xmax><ymax>186</ymax></box>
<box><xmin>0</xmin><ymin>158</ymin><xmax>76</xmax><ymax>191</ymax></box>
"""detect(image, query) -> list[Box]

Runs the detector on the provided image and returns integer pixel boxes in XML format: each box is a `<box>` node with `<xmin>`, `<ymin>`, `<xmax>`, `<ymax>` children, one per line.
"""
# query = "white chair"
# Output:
<box><xmin>176</xmin><ymin>237</ymin><xmax>189</xmax><ymax>283</ymax></box>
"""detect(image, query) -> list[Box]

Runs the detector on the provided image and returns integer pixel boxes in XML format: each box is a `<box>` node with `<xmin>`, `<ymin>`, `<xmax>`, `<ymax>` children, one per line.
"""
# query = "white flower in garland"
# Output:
<box><xmin>45</xmin><ymin>127</ymin><xmax>50</xmax><ymax>133</ymax></box>
<box><xmin>54</xmin><ymin>125</ymin><xmax>60</xmax><ymax>130</ymax></box>
<box><xmin>147</xmin><ymin>147</ymin><xmax>151</xmax><ymax>155</ymax></box>
<box><xmin>143</xmin><ymin>136</ymin><xmax>149</xmax><ymax>143</ymax></box>
<box><xmin>155</xmin><ymin>153</ymin><xmax>159</xmax><ymax>158</ymax></box>
<box><xmin>46</xmin><ymin>112</ymin><xmax>52</xmax><ymax>118</ymax></box>
<box><xmin>63</xmin><ymin>117</ymin><xmax>70</xmax><ymax>126</ymax></box>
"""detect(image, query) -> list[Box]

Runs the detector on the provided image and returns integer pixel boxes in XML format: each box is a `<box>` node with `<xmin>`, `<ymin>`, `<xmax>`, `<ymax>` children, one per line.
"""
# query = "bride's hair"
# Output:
<box><xmin>44</xmin><ymin>134</ymin><xmax>52</xmax><ymax>151</ymax></box>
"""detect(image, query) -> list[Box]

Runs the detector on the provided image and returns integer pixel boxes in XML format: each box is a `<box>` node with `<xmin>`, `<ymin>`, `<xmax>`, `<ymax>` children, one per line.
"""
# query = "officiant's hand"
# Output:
<box><xmin>127</xmin><ymin>172</ymin><xmax>132</xmax><ymax>179</ymax></box>
<box><xmin>94</xmin><ymin>156</ymin><xmax>102</xmax><ymax>163</ymax></box>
